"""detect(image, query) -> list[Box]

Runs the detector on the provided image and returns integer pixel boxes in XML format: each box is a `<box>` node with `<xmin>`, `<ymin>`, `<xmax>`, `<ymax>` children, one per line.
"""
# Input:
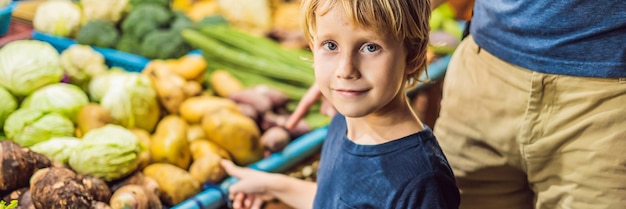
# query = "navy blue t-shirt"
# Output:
<box><xmin>471</xmin><ymin>0</ymin><xmax>626</xmax><ymax>77</ymax></box>
<box><xmin>313</xmin><ymin>115</ymin><xmax>460</xmax><ymax>209</ymax></box>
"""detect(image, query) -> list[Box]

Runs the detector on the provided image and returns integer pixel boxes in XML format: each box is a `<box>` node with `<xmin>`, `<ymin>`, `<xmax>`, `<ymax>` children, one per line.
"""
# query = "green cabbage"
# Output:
<box><xmin>3</xmin><ymin>109</ymin><xmax>75</xmax><ymax>147</ymax></box>
<box><xmin>60</xmin><ymin>45</ymin><xmax>109</xmax><ymax>90</ymax></box>
<box><xmin>30</xmin><ymin>136</ymin><xmax>81</xmax><ymax>164</ymax></box>
<box><xmin>0</xmin><ymin>86</ymin><xmax>17</xmax><ymax>129</ymax></box>
<box><xmin>89</xmin><ymin>71</ymin><xmax>160</xmax><ymax>132</ymax></box>
<box><xmin>69</xmin><ymin>124</ymin><xmax>142</xmax><ymax>181</ymax></box>
<box><xmin>21</xmin><ymin>83</ymin><xmax>89</xmax><ymax>123</ymax></box>
<box><xmin>0</xmin><ymin>40</ymin><xmax>63</xmax><ymax>96</ymax></box>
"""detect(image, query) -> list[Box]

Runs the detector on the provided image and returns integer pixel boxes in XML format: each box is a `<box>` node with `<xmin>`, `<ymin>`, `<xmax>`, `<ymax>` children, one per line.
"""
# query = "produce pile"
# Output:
<box><xmin>0</xmin><ymin>33</ymin><xmax>325</xmax><ymax>208</ymax></box>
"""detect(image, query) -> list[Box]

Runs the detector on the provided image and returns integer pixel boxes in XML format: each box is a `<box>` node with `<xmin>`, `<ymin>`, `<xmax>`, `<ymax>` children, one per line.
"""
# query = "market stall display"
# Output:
<box><xmin>0</xmin><ymin>0</ymin><xmax>463</xmax><ymax>208</ymax></box>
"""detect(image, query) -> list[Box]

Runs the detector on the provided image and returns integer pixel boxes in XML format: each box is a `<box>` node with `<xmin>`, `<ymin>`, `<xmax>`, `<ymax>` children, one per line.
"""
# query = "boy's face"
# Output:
<box><xmin>310</xmin><ymin>6</ymin><xmax>410</xmax><ymax>118</ymax></box>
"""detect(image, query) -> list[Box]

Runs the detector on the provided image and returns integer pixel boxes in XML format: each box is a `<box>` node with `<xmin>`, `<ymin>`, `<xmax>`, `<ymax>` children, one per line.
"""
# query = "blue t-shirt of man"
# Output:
<box><xmin>471</xmin><ymin>0</ymin><xmax>626</xmax><ymax>77</ymax></box>
<box><xmin>313</xmin><ymin>114</ymin><xmax>460</xmax><ymax>209</ymax></box>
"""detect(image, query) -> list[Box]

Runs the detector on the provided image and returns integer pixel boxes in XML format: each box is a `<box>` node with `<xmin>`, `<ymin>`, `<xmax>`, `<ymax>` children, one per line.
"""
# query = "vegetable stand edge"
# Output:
<box><xmin>172</xmin><ymin>126</ymin><xmax>329</xmax><ymax>209</ymax></box>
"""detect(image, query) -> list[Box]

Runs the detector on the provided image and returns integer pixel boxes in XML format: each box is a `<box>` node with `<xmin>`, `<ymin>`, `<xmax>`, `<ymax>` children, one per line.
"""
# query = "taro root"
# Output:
<box><xmin>30</xmin><ymin>167</ymin><xmax>93</xmax><ymax>209</ymax></box>
<box><xmin>0</xmin><ymin>140</ymin><xmax>51</xmax><ymax>193</ymax></box>
<box><xmin>78</xmin><ymin>174</ymin><xmax>112</xmax><ymax>203</ymax></box>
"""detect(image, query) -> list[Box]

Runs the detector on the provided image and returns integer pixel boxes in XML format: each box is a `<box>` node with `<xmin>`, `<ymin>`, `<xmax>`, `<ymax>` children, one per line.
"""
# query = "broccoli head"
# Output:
<box><xmin>115</xmin><ymin>35</ymin><xmax>142</xmax><ymax>54</ymax></box>
<box><xmin>140</xmin><ymin>29</ymin><xmax>191</xmax><ymax>59</ymax></box>
<box><xmin>170</xmin><ymin>11</ymin><xmax>194</xmax><ymax>32</ymax></box>
<box><xmin>76</xmin><ymin>20</ymin><xmax>120</xmax><ymax>48</ymax></box>
<box><xmin>121</xmin><ymin>4</ymin><xmax>172</xmax><ymax>39</ymax></box>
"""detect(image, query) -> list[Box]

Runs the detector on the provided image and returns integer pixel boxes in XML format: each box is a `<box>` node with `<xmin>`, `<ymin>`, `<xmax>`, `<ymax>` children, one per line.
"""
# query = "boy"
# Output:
<box><xmin>220</xmin><ymin>0</ymin><xmax>460</xmax><ymax>208</ymax></box>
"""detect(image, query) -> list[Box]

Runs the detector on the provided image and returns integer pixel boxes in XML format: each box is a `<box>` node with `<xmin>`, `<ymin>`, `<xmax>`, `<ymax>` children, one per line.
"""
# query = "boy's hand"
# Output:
<box><xmin>221</xmin><ymin>160</ymin><xmax>274</xmax><ymax>209</ymax></box>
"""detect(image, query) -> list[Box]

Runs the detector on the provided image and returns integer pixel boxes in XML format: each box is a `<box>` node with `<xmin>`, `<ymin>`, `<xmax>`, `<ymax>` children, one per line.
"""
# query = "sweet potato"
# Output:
<box><xmin>78</xmin><ymin>174</ymin><xmax>112</xmax><ymax>203</ymax></box>
<box><xmin>251</xmin><ymin>85</ymin><xmax>289</xmax><ymax>109</ymax></box>
<box><xmin>109</xmin><ymin>185</ymin><xmax>161</xmax><ymax>209</ymax></box>
<box><xmin>30</xmin><ymin>167</ymin><xmax>93</xmax><ymax>209</ymax></box>
<box><xmin>237</xmin><ymin>103</ymin><xmax>260</xmax><ymax>123</ymax></box>
<box><xmin>260</xmin><ymin>126</ymin><xmax>291</xmax><ymax>153</ymax></box>
<box><xmin>0</xmin><ymin>140</ymin><xmax>51</xmax><ymax>193</ymax></box>
<box><xmin>228</xmin><ymin>88</ymin><xmax>273</xmax><ymax>114</ymax></box>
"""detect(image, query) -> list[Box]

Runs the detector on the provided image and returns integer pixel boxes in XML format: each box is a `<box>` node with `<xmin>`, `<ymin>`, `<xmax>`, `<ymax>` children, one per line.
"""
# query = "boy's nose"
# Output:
<box><xmin>336</xmin><ymin>54</ymin><xmax>360</xmax><ymax>79</ymax></box>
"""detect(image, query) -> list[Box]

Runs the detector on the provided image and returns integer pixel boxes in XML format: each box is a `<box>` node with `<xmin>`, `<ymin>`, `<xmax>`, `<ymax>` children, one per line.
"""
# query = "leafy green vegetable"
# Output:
<box><xmin>60</xmin><ymin>45</ymin><xmax>109</xmax><ymax>90</ymax></box>
<box><xmin>30</xmin><ymin>137</ymin><xmax>81</xmax><ymax>164</ymax></box>
<box><xmin>0</xmin><ymin>86</ymin><xmax>17</xmax><ymax>129</ymax></box>
<box><xmin>76</xmin><ymin>20</ymin><xmax>120</xmax><ymax>48</ymax></box>
<box><xmin>21</xmin><ymin>83</ymin><xmax>90</xmax><ymax>123</ymax></box>
<box><xmin>0</xmin><ymin>40</ymin><xmax>63</xmax><ymax>96</ymax></box>
<box><xmin>88</xmin><ymin>71</ymin><xmax>160</xmax><ymax>132</ymax></box>
<box><xmin>69</xmin><ymin>124</ymin><xmax>143</xmax><ymax>181</ymax></box>
<box><xmin>129</xmin><ymin>0</ymin><xmax>170</xmax><ymax>8</ymax></box>
<box><xmin>0</xmin><ymin>200</ymin><xmax>18</xmax><ymax>209</ymax></box>
<box><xmin>3</xmin><ymin>109</ymin><xmax>75</xmax><ymax>147</ymax></box>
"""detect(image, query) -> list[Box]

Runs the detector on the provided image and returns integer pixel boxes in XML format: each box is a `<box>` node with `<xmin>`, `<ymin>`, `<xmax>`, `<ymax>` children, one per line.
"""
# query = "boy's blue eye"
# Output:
<box><xmin>363</xmin><ymin>44</ymin><xmax>379</xmax><ymax>53</ymax></box>
<box><xmin>325</xmin><ymin>42</ymin><xmax>338</xmax><ymax>50</ymax></box>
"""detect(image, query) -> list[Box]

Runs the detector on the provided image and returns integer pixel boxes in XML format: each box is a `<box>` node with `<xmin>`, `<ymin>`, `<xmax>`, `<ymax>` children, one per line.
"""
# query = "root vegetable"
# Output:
<box><xmin>182</xmin><ymin>81</ymin><xmax>203</xmax><ymax>98</ymax></box>
<box><xmin>237</xmin><ymin>103</ymin><xmax>259</xmax><ymax>123</ymax></box>
<box><xmin>188</xmin><ymin>153</ymin><xmax>226</xmax><ymax>184</ymax></box>
<box><xmin>143</xmin><ymin>61</ymin><xmax>187</xmax><ymax>114</ymax></box>
<box><xmin>179</xmin><ymin>95</ymin><xmax>240</xmax><ymax>124</ymax></box>
<box><xmin>166</xmin><ymin>54</ymin><xmax>207</xmax><ymax>81</ymax></box>
<box><xmin>76</xmin><ymin>103</ymin><xmax>115</xmax><ymax>136</ymax></box>
<box><xmin>109</xmin><ymin>185</ymin><xmax>161</xmax><ymax>209</ymax></box>
<box><xmin>186</xmin><ymin>124</ymin><xmax>206</xmax><ymax>142</ymax></box>
<box><xmin>189</xmin><ymin>139</ymin><xmax>232</xmax><ymax>161</ymax></box>
<box><xmin>91</xmin><ymin>201</ymin><xmax>112</xmax><ymax>209</ymax></box>
<box><xmin>228</xmin><ymin>88</ymin><xmax>272</xmax><ymax>114</ymax></box>
<box><xmin>30</xmin><ymin>167</ymin><xmax>93</xmax><ymax>209</ymax></box>
<box><xmin>201</xmin><ymin>108</ymin><xmax>264</xmax><ymax>165</ymax></box>
<box><xmin>142</xmin><ymin>163</ymin><xmax>200</xmax><ymax>206</ymax></box>
<box><xmin>262</xmin><ymin>112</ymin><xmax>312</xmax><ymax>139</ymax></box>
<box><xmin>2</xmin><ymin>187</ymin><xmax>34</xmax><ymax>209</ymax></box>
<box><xmin>109</xmin><ymin>172</ymin><xmax>160</xmax><ymax>198</ymax></box>
<box><xmin>0</xmin><ymin>140</ymin><xmax>52</xmax><ymax>192</ymax></box>
<box><xmin>209</xmin><ymin>70</ymin><xmax>244</xmax><ymax>97</ymax></box>
<box><xmin>150</xmin><ymin>115</ymin><xmax>192</xmax><ymax>169</ymax></box>
<box><xmin>260</xmin><ymin>126</ymin><xmax>291</xmax><ymax>153</ymax></box>
<box><xmin>251</xmin><ymin>85</ymin><xmax>289</xmax><ymax>109</ymax></box>
<box><xmin>78</xmin><ymin>175</ymin><xmax>112</xmax><ymax>203</ymax></box>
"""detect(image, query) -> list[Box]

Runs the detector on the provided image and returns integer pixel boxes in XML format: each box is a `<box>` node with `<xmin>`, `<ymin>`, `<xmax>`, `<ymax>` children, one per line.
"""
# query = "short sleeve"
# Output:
<box><xmin>396</xmin><ymin>171</ymin><xmax>460</xmax><ymax>209</ymax></box>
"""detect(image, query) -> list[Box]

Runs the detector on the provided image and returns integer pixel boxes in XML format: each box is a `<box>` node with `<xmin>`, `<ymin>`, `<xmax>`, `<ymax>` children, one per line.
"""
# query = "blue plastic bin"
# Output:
<box><xmin>32</xmin><ymin>31</ymin><xmax>152</xmax><ymax>72</ymax></box>
<box><xmin>0</xmin><ymin>2</ymin><xmax>16</xmax><ymax>36</ymax></box>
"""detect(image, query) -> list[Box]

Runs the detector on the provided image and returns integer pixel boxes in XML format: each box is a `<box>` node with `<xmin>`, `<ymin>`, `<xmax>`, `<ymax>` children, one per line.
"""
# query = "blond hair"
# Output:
<box><xmin>300</xmin><ymin>0</ymin><xmax>431</xmax><ymax>89</ymax></box>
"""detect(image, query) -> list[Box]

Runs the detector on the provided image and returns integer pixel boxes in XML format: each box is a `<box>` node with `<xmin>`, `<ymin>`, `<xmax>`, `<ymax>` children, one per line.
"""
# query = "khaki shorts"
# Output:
<box><xmin>434</xmin><ymin>36</ymin><xmax>626</xmax><ymax>209</ymax></box>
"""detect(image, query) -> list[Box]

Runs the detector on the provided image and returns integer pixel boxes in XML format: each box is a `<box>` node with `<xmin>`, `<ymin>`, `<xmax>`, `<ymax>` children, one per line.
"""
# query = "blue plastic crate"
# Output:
<box><xmin>0</xmin><ymin>2</ymin><xmax>16</xmax><ymax>36</ymax></box>
<box><xmin>32</xmin><ymin>31</ymin><xmax>152</xmax><ymax>72</ymax></box>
